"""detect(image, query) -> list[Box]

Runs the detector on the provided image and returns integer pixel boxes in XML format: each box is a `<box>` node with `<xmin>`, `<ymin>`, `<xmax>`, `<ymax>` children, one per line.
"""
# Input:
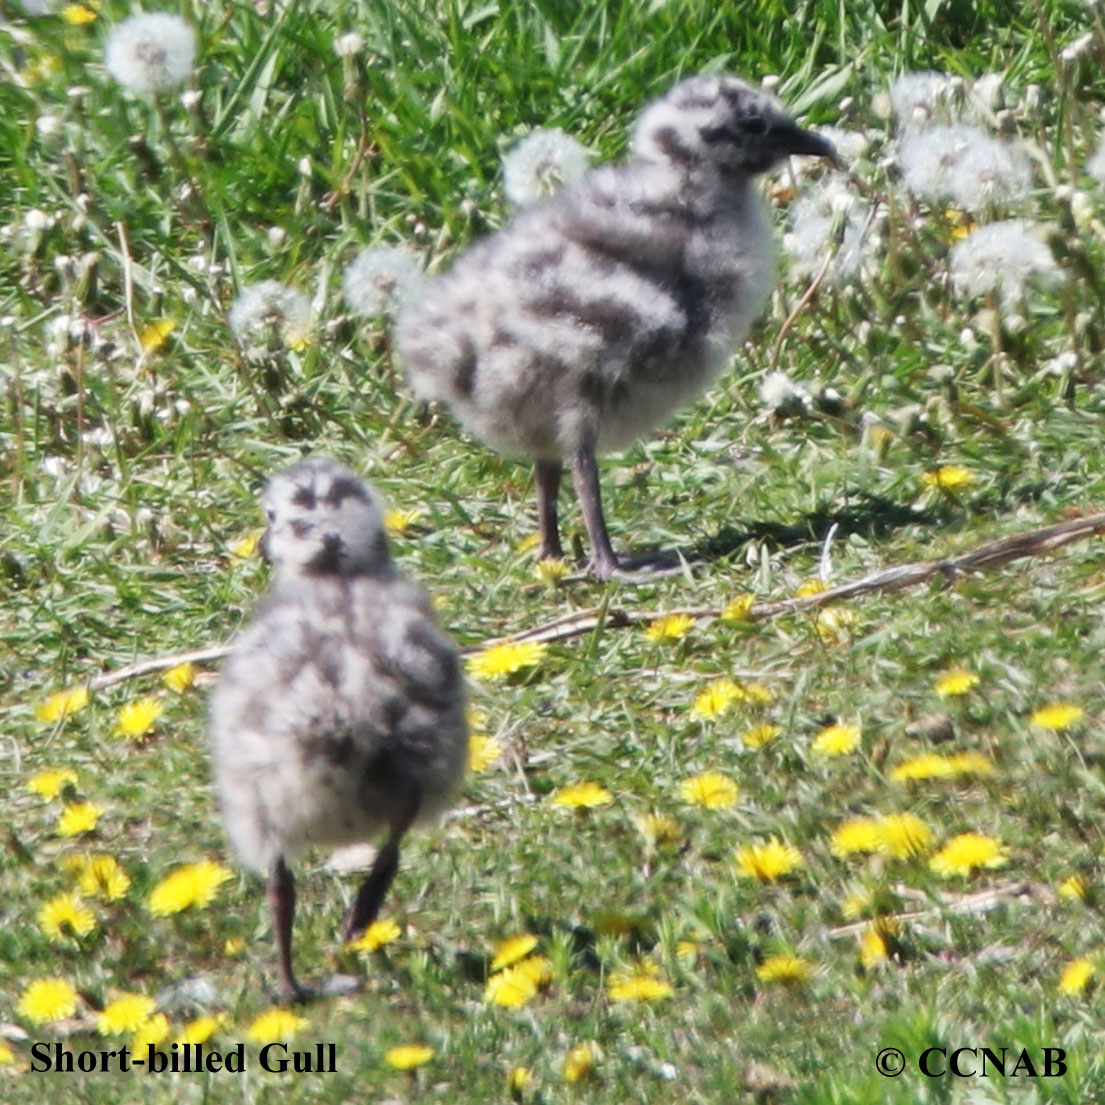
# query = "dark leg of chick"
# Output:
<box><xmin>570</xmin><ymin>437</ymin><xmax>619</xmax><ymax>580</ymax></box>
<box><xmin>343</xmin><ymin>784</ymin><xmax>422</xmax><ymax>941</ymax></box>
<box><xmin>268</xmin><ymin>856</ymin><xmax>306</xmax><ymax>1003</ymax></box>
<box><xmin>534</xmin><ymin>459</ymin><xmax>565</xmax><ymax>561</ymax></box>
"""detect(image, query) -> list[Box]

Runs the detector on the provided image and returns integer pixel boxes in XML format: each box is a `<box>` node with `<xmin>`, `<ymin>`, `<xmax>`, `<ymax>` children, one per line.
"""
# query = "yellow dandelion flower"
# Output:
<box><xmin>485</xmin><ymin>965</ymin><xmax>539</xmax><ymax>1008</ymax></box>
<box><xmin>35</xmin><ymin>685</ymin><xmax>90</xmax><ymax>723</ymax></box>
<box><xmin>859</xmin><ymin>927</ymin><xmax>888</xmax><ymax>968</ymax></box>
<box><xmin>231</xmin><ymin>530</ymin><xmax>262</xmax><ymax>559</ymax></box>
<box><xmin>516</xmin><ymin>533</ymin><xmax>542</xmax><ymax>554</ymax></box>
<box><xmin>679</xmin><ymin>771</ymin><xmax>739</xmax><ymax>810</ymax></box>
<box><xmin>644</xmin><ymin>613</ymin><xmax>695</xmax><ymax>642</ymax></box>
<box><xmin>26</xmin><ymin>768</ymin><xmax>78</xmax><ymax>801</ymax></box>
<box><xmin>56</xmin><ymin>801</ymin><xmax>102</xmax><ymax>837</ymax></box>
<box><xmin>534</xmin><ymin>558</ymin><xmax>571</xmax><ymax>585</ymax></box>
<box><xmin>384</xmin><ymin>507</ymin><xmax>425</xmax><ymax>537</ymax></box>
<box><xmin>17</xmin><ymin>978</ymin><xmax>78</xmax><ymax>1025</ymax></box>
<box><xmin>922</xmin><ymin>465</ymin><xmax>973</xmax><ymax>491</ymax></box>
<box><xmin>223</xmin><ymin>937</ymin><xmax>246</xmax><ymax>956</ymax></box>
<box><xmin>741</xmin><ymin>723</ymin><xmax>781</xmax><ymax>749</ymax></box>
<box><xmin>1058</xmin><ymin>874</ymin><xmax>1088</xmax><ymax>901</ymax></box>
<box><xmin>812</xmin><ymin>723</ymin><xmax>860</xmax><ymax>756</ymax></box>
<box><xmin>945</xmin><ymin>752</ymin><xmax>995</xmax><ymax>775</ymax></box>
<box><xmin>147</xmin><ymin>859</ymin><xmax>234</xmax><ymax>916</ymax></box>
<box><xmin>736</xmin><ymin>838</ymin><xmax>803</xmax><ymax>881</ymax></box>
<box><xmin>562</xmin><ymin>1043</ymin><xmax>597</xmax><ymax>1083</ymax></box>
<box><xmin>132</xmin><ymin>1014</ymin><xmax>170</xmax><ymax>1052</ymax></box>
<box><xmin>384</xmin><ymin>1044</ymin><xmax>434</xmax><ymax>1070</ymax></box>
<box><xmin>743</xmin><ymin>682</ymin><xmax>775</xmax><ymax>705</ymax></box>
<box><xmin>491</xmin><ymin>934</ymin><xmax>539</xmax><ymax>972</ymax></box>
<box><xmin>676</xmin><ymin>939</ymin><xmax>701</xmax><ymax>961</ymax></box>
<box><xmin>466</xmin><ymin>705</ymin><xmax>488</xmax><ymax>733</ymax></box>
<box><xmin>1030</xmin><ymin>703</ymin><xmax>1084</xmax><ymax>731</ymax></box>
<box><xmin>468</xmin><ymin>734</ymin><xmax>503</xmax><ymax>773</ymax></box>
<box><xmin>607</xmin><ymin>969</ymin><xmax>674</xmax><ymax>1003</ymax></box>
<box><xmin>98</xmin><ymin>993</ymin><xmax>156</xmax><ymax>1035</ymax></box>
<box><xmin>888</xmin><ymin>751</ymin><xmax>993</xmax><ymax>782</ymax></box>
<box><xmin>935</xmin><ymin>670</ymin><xmax>979</xmax><ymax>697</ymax></box>
<box><xmin>38</xmin><ymin>892</ymin><xmax>96</xmax><ymax>942</ymax></box>
<box><xmin>874</xmin><ymin>813</ymin><xmax>934</xmax><ymax>859</ymax></box>
<box><xmin>815</xmin><ymin>606</ymin><xmax>855</xmax><ymax>643</ymax></box>
<box><xmin>177</xmin><ymin>1014</ymin><xmax>228</xmax><ymax>1046</ymax></box>
<box><xmin>347</xmin><ymin>918</ymin><xmax>402</xmax><ymax>952</ymax></box>
<box><xmin>513</xmin><ymin>955</ymin><xmax>552</xmax><ymax>986</ymax></box>
<box><xmin>830</xmin><ymin>818</ymin><xmax>885</xmax><ymax>858</ymax></box>
<box><xmin>550</xmin><ymin>781</ymin><xmax>612</xmax><ymax>809</ymax></box>
<box><xmin>794</xmin><ymin>579</ymin><xmax>828</xmax><ymax>598</ymax></box>
<box><xmin>1059</xmin><ymin>958</ymin><xmax>1095</xmax><ymax>996</ymax></box>
<box><xmin>755</xmin><ymin>954</ymin><xmax>812</xmax><ymax>984</ymax></box>
<box><xmin>841</xmin><ymin>889</ymin><xmax>874</xmax><ymax>920</ymax></box>
<box><xmin>77</xmin><ymin>854</ymin><xmax>131</xmax><ymax>901</ymax></box>
<box><xmin>720</xmin><ymin>593</ymin><xmax>755</xmax><ymax>622</ymax></box>
<box><xmin>929</xmin><ymin>832</ymin><xmax>1007</xmax><ymax>877</ymax></box>
<box><xmin>690</xmin><ymin>678</ymin><xmax>746</xmax><ymax>720</ymax></box>
<box><xmin>138</xmin><ymin>318</ymin><xmax>176</xmax><ymax>352</ymax></box>
<box><xmin>509</xmin><ymin>1066</ymin><xmax>534</xmax><ymax>1090</ymax></box>
<box><xmin>162</xmin><ymin>662</ymin><xmax>197</xmax><ymax>693</ymax></box>
<box><xmin>245</xmin><ymin>1008</ymin><xmax>310</xmax><ymax>1044</ymax></box>
<box><xmin>61</xmin><ymin>4</ymin><xmax>97</xmax><ymax>24</ymax></box>
<box><xmin>467</xmin><ymin>640</ymin><xmax>547</xmax><ymax>681</ymax></box>
<box><xmin>0</xmin><ymin>1043</ymin><xmax>13</xmax><ymax>1065</ymax></box>
<box><xmin>632</xmin><ymin>812</ymin><xmax>682</xmax><ymax>847</ymax></box>
<box><xmin>114</xmin><ymin>696</ymin><xmax>163</xmax><ymax>741</ymax></box>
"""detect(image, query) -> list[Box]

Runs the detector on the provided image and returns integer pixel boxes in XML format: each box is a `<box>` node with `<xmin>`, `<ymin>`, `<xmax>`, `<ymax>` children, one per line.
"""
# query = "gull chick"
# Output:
<box><xmin>397</xmin><ymin>75</ymin><xmax>836</xmax><ymax>579</ymax></box>
<box><xmin>210</xmin><ymin>458</ymin><xmax>467</xmax><ymax>1000</ymax></box>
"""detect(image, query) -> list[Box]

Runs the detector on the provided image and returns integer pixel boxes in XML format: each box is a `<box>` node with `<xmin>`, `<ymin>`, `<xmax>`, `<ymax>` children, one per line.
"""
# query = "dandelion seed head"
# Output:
<box><xmin>898</xmin><ymin>124</ymin><xmax>980</xmax><ymax>203</ymax></box>
<box><xmin>104</xmin><ymin>13</ymin><xmax>196</xmax><ymax>95</ymax></box>
<box><xmin>343</xmin><ymin>246</ymin><xmax>423</xmax><ymax>320</ymax></box>
<box><xmin>949</xmin><ymin>219</ymin><xmax>1061</xmax><ymax>308</ymax></box>
<box><xmin>502</xmin><ymin>128</ymin><xmax>590</xmax><ymax>206</ymax></box>
<box><xmin>889</xmin><ymin>71</ymin><xmax>958</xmax><ymax>130</ymax></box>
<box><xmin>759</xmin><ymin>370</ymin><xmax>811</xmax><ymax>415</ymax></box>
<box><xmin>947</xmin><ymin>137</ymin><xmax>1032</xmax><ymax>213</ymax></box>
<box><xmin>1086</xmin><ymin>140</ymin><xmax>1105</xmax><ymax>186</ymax></box>
<box><xmin>332</xmin><ymin>31</ymin><xmax>364</xmax><ymax>57</ymax></box>
<box><xmin>228</xmin><ymin>280</ymin><xmax>311</xmax><ymax>351</ymax></box>
<box><xmin>786</xmin><ymin>173</ymin><xmax>873</xmax><ymax>282</ymax></box>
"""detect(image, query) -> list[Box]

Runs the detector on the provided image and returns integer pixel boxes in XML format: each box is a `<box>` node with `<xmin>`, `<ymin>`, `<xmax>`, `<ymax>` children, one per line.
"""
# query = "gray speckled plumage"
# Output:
<box><xmin>210</xmin><ymin>457</ymin><xmax>466</xmax><ymax>999</ymax></box>
<box><xmin>396</xmin><ymin>75</ymin><xmax>835</xmax><ymax>579</ymax></box>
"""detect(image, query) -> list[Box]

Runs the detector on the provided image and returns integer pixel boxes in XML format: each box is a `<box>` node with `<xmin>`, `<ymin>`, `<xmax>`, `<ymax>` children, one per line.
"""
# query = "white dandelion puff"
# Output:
<box><xmin>786</xmin><ymin>172</ymin><xmax>873</xmax><ymax>282</ymax></box>
<box><xmin>342</xmin><ymin>246</ymin><xmax>424</xmax><ymax>319</ymax></box>
<box><xmin>898</xmin><ymin>124</ymin><xmax>979</xmax><ymax>203</ymax></box>
<box><xmin>1086</xmin><ymin>141</ymin><xmax>1105</xmax><ymax>186</ymax></box>
<box><xmin>502</xmin><ymin>128</ymin><xmax>590</xmax><ymax>206</ymax></box>
<box><xmin>947</xmin><ymin>135</ymin><xmax>1032</xmax><ymax>213</ymax></box>
<box><xmin>228</xmin><ymin>280</ymin><xmax>311</xmax><ymax>350</ymax></box>
<box><xmin>949</xmin><ymin>220</ymin><xmax>1062</xmax><ymax>308</ymax></box>
<box><xmin>104</xmin><ymin>13</ymin><xmax>197</xmax><ymax>95</ymax></box>
<box><xmin>811</xmin><ymin>126</ymin><xmax>870</xmax><ymax>169</ymax></box>
<box><xmin>889</xmin><ymin>71</ymin><xmax>958</xmax><ymax>131</ymax></box>
<box><xmin>759</xmin><ymin>371</ymin><xmax>811</xmax><ymax>416</ymax></box>
<box><xmin>333</xmin><ymin>32</ymin><xmax>364</xmax><ymax>58</ymax></box>
<box><xmin>970</xmin><ymin>72</ymin><xmax>1005</xmax><ymax>113</ymax></box>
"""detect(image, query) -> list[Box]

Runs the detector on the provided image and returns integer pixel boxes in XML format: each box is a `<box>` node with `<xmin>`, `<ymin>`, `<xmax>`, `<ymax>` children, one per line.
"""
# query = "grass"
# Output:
<box><xmin>4</xmin><ymin>0</ymin><xmax>1105</xmax><ymax>1101</ymax></box>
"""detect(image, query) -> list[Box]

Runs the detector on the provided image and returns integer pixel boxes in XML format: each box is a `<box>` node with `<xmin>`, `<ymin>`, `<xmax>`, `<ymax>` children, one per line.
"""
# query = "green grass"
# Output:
<box><xmin>5</xmin><ymin>0</ymin><xmax>1105</xmax><ymax>1101</ymax></box>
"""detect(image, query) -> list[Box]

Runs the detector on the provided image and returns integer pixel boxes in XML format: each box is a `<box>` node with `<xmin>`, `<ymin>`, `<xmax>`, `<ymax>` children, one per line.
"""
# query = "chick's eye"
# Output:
<box><xmin>742</xmin><ymin>114</ymin><xmax>768</xmax><ymax>136</ymax></box>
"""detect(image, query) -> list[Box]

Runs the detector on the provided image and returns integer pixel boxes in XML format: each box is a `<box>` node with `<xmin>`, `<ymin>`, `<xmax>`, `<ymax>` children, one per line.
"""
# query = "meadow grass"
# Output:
<box><xmin>4</xmin><ymin>0</ymin><xmax>1105</xmax><ymax>1102</ymax></box>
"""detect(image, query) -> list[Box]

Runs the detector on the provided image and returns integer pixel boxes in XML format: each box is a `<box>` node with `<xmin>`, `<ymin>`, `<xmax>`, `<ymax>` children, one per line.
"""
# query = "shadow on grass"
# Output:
<box><xmin>620</xmin><ymin>493</ymin><xmax>936</xmax><ymax>572</ymax></box>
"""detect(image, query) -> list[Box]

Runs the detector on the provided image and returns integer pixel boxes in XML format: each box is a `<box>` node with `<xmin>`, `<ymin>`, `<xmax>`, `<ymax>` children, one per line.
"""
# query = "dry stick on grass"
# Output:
<box><xmin>83</xmin><ymin>510</ymin><xmax>1105</xmax><ymax>694</ymax></box>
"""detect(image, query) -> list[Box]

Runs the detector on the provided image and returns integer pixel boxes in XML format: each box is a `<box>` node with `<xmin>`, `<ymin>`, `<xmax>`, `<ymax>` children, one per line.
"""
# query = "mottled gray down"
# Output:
<box><xmin>209</xmin><ymin>458</ymin><xmax>467</xmax><ymax>875</ymax></box>
<box><xmin>397</xmin><ymin>75</ymin><xmax>811</xmax><ymax>460</ymax></box>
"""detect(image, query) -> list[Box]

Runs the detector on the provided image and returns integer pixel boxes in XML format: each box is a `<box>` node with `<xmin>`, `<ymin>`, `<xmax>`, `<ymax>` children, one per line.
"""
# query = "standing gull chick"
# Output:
<box><xmin>396</xmin><ymin>75</ymin><xmax>836</xmax><ymax>579</ymax></box>
<box><xmin>210</xmin><ymin>458</ymin><xmax>467</xmax><ymax>1000</ymax></box>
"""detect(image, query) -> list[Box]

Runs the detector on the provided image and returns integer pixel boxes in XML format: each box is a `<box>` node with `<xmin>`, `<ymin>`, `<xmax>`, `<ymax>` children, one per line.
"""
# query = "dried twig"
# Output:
<box><xmin>79</xmin><ymin>510</ymin><xmax>1105</xmax><ymax>694</ymax></box>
